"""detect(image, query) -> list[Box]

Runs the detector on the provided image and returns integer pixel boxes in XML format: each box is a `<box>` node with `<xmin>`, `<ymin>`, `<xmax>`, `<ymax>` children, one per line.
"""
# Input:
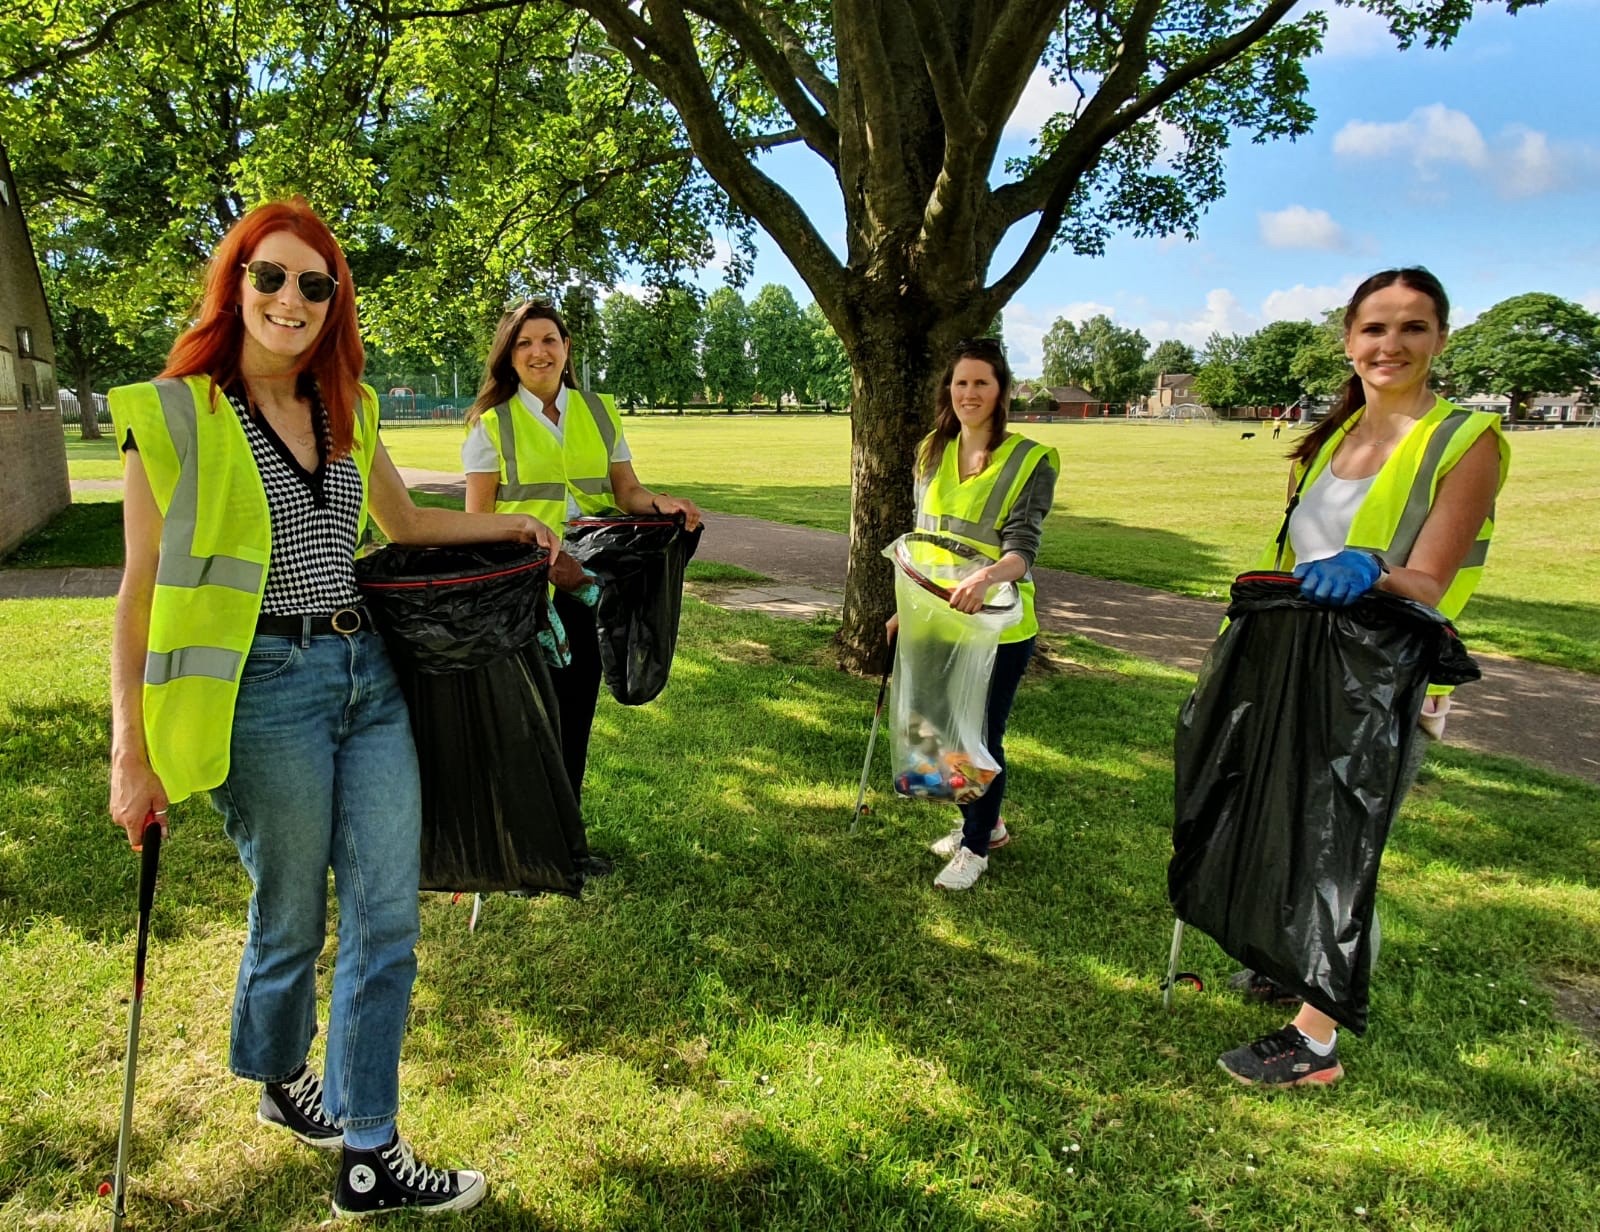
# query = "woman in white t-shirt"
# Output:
<box><xmin>1216</xmin><ymin>267</ymin><xmax>1508</xmax><ymax>1088</ymax></box>
<box><xmin>462</xmin><ymin>301</ymin><xmax>701</xmax><ymax>807</ymax></box>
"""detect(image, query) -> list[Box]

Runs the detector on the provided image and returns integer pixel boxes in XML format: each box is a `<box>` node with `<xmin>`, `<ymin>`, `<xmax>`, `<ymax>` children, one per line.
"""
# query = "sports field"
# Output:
<box><xmin>375</xmin><ymin>417</ymin><xmax>1600</xmax><ymax>675</ymax></box>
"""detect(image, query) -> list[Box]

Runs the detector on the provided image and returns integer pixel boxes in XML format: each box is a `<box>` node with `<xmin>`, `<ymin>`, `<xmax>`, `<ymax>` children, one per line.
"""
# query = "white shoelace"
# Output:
<box><xmin>381</xmin><ymin>1136</ymin><xmax>453</xmax><ymax>1193</ymax></box>
<box><xmin>282</xmin><ymin>1067</ymin><xmax>335</xmax><ymax>1127</ymax></box>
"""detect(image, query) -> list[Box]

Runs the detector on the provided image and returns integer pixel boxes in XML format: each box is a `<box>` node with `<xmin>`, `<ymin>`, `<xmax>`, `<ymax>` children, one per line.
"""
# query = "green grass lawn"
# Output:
<box><xmin>1</xmin><ymin>594</ymin><xmax>1597</xmax><ymax>1230</ymax></box>
<box><xmin>35</xmin><ymin>420</ymin><xmax>1600</xmax><ymax>673</ymax></box>
<box><xmin>382</xmin><ymin>418</ymin><xmax>1600</xmax><ymax>675</ymax></box>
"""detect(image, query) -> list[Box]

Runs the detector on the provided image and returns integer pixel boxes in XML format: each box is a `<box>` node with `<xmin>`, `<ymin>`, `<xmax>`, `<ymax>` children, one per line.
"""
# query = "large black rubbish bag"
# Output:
<box><xmin>354</xmin><ymin>541</ymin><xmax>549</xmax><ymax>672</ymax></box>
<box><xmin>355</xmin><ymin>542</ymin><xmax>588</xmax><ymax>897</ymax></box>
<box><xmin>1169</xmin><ymin>571</ymin><xmax>1480</xmax><ymax>1032</ymax></box>
<box><xmin>563</xmin><ymin>515</ymin><xmax>704</xmax><ymax>705</ymax></box>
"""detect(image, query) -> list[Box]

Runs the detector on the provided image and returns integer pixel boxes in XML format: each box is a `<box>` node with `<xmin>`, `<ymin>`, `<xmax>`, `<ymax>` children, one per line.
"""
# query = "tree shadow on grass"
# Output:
<box><xmin>5</xmin><ymin>597</ymin><xmax>1598</xmax><ymax>1228</ymax></box>
<box><xmin>0</xmin><ymin>699</ymin><xmax>250</xmax><ymax>943</ymax></box>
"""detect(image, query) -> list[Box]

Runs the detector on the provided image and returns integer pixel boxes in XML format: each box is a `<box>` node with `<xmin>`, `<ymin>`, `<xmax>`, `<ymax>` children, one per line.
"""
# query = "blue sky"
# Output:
<box><xmin>694</xmin><ymin>2</ymin><xmax>1600</xmax><ymax>376</ymax></box>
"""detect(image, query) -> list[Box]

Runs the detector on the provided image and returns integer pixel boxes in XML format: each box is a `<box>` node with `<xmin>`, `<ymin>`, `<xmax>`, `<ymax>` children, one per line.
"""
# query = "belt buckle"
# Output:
<box><xmin>331</xmin><ymin>607</ymin><xmax>363</xmax><ymax>635</ymax></box>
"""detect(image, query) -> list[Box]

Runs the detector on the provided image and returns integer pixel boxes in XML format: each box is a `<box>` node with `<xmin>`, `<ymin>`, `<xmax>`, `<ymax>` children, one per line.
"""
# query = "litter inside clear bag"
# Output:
<box><xmin>883</xmin><ymin>533</ymin><xmax>1020</xmax><ymax>804</ymax></box>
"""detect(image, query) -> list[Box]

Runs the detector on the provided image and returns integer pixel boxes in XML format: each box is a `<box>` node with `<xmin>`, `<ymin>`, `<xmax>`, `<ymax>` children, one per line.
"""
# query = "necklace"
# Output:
<box><xmin>247</xmin><ymin>387</ymin><xmax>317</xmax><ymax>449</ymax></box>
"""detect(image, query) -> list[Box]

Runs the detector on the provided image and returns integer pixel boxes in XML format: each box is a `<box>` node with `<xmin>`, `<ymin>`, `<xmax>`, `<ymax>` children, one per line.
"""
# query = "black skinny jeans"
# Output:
<box><xmin>958</xmin><ymin>635</ymin><xmax>1036</xmax><ymax>857</ymax></box>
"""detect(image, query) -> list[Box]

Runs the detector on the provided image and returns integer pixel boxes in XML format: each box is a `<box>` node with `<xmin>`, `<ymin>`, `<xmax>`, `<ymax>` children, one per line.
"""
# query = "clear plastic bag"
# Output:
<box><xmin>883</xmin><ymin>533</ymin><xmax>1020</xmax><ymax>804</ymax></box>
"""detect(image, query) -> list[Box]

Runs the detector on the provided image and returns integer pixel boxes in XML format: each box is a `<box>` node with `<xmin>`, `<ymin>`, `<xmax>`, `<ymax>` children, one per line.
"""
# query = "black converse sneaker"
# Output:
<box><xmin>332</xmin><ymin>1132</ymin><xmax>487</xmax><ymax>1219</ymax></box>
<box><xmin>1218</xmin><ymin>1024</ymin><xmax>1344</xmax><ymax>1087</ymax></box>
<box><xmin>258</xmin><ymin>1064</ymin><xmax>342</xmax><ymax>1148</ymax></box>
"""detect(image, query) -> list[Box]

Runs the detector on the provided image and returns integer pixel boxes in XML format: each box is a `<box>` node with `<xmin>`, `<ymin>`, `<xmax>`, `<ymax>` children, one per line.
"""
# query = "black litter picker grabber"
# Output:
<box><xmin>108</xmin><ymin>816</ymin><xmax>162</xmax><ymax>1231</ymax></box>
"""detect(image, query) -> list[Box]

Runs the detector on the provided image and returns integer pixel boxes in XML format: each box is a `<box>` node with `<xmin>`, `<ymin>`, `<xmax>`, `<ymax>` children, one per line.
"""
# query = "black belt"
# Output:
<box><xmin>256</xmin><ymin>607</ymin><xmax>371</xmax><ymax>638</ymax></box>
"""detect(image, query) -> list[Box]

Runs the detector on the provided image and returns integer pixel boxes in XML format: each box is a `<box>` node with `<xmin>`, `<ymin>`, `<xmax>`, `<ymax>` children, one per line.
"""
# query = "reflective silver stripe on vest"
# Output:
<box><xmin>921</xmin><ymin>512</ymin><xmax>1001</xmax><ymax>548</ymax></box>
<box><xmin>572</xmin><ymin>476</ymin><xmax>613</xmax><ymax>495</ymax></box>
<box><xmin>500</xmin><ymin>481</ymin><xmax>567</xmax><ymax>503</ymax></box>
<box><xmin>1459</xmin><ymin>537</ymin><xmax>1491</xmax><ymax>569</ymax></box>
<box><xmin>150</xmin><ymin>379</ymin><xmax>264</xmax><ymax>595</ymax></box>
<box><xmin>145</xmin><ymin>645</ymin><xmax>242</xmax><ymax>685</ymax></box>
<box><xmin>1385</xmin><ymin>410</ymin><xmax>1473</xmax><ymax>564</ymax></box>
<box><xmin>495</xmin><ymin>401</ymin><xmax>522</xmax><ymax>495</ymax></box>
<box><xmin>978</xmin><ymin>442</ymin><xmax>1038</xmax><ymax>533</ymax></box>
<box><xmin>573</xmin><ymin>389</ymin><xmax>617</xmax><ymax>459</ymax></box>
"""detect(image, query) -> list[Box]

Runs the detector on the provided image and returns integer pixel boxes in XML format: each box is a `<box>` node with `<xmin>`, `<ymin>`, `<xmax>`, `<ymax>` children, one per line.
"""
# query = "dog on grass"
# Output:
<box><xmin>1240</xmin><ymin>431</ymin><xmax>1256</xmax><ymax>440</ymax></box>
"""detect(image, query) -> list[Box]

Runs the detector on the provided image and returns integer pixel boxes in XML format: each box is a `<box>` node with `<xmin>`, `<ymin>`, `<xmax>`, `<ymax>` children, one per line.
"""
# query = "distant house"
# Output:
<box><xmin>1453</xmin><ymin>391</ymin><xmax>1596</xmax><ymax>425</ymax></box>
<box><xmin>1144</xmin><ymin>372</ymin><xmax>1195</xmax><ymax>415</ymax></box>
<box><xmin>1012</xmin><ymin>383</ymin><xmax>1111</xmax><ymax>420</ymax></box>
<box><xmin>0</xmin><ymin>138</ymin><xmax>68</xmax><ymax>558</ymax></box>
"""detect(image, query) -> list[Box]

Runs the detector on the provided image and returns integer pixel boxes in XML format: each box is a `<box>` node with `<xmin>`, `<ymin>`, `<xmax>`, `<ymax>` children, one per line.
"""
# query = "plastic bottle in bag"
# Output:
<box><xmin>882</xmin><ymin>533</ymin><xmax>1020</xmax><ymax>804</ymax></box>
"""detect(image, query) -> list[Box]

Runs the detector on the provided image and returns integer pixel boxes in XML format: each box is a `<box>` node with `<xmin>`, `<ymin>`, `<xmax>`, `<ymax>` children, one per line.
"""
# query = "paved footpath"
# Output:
<box><xmin>5</xmin><ymin>469</ymin><xmax>1594</xmax><ymax>786</ymax></box>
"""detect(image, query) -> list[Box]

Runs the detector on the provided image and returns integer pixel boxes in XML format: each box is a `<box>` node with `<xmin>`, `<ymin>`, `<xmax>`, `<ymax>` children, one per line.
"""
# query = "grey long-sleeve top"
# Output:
<box><xmin>997</xmin><ymin>462</ymin><xmax>1056</xmax><ymax>572</ymax></box>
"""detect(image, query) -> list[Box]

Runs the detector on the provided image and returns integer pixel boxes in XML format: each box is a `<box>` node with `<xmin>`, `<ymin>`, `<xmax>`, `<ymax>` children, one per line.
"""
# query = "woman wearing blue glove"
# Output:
<box><xmin>1218</xmin><ymin>268</ymin><xmax>1508</xmax><ymax>1086</ymax></box>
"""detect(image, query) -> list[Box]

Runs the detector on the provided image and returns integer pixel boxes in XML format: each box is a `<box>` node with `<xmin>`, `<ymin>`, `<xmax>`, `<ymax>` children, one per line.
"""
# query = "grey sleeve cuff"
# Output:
<box><xmin>997</xmin><ymin>463</ymin><xmax>1057</xmax><ymax>570</ymax></box>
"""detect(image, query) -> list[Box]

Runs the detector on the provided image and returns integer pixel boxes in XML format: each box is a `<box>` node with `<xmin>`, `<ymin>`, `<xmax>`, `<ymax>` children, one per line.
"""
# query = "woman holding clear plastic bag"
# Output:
<box><xmin>887</xmin><ymin>337</ymin><xmax>1058</xmax><ymax>891</ymax></box>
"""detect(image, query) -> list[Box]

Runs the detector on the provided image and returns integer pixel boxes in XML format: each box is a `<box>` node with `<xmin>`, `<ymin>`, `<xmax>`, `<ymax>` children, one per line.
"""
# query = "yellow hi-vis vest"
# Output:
<box><xmin>1254</xmin><ymin>396</ymin><xmax>1509</xmax><ymax>694</ymax></box>
<box><xmin>108</xmin><ymin>376</ymin><xmax>380</xmax><ymax>802</ymax></box>
<box><xmin>915</xmin><ymin>433</ymin><xmax>1059</xmax><ymax>643</ymax></box>
<box><xmin>476</xmin><ymin>389</ymin><xmax>624</xmax><ymax>523</ymax></box>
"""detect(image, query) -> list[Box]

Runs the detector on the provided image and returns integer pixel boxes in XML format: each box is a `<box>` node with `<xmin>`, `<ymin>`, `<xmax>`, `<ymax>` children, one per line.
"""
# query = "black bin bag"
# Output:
<box><xmin>564</xmin><ymin>515</ymin><xmax>704</xmax><ymax>705</ymax></box>
<box><xmin>355</xmin><ymin>542</ymin><xmax>589</xmax><ymax>897</ymax></box>
<box><xmin>1169</xmin><ymin>572</ymin><xmax>1480</xmax><ymax>1032</ymax></box>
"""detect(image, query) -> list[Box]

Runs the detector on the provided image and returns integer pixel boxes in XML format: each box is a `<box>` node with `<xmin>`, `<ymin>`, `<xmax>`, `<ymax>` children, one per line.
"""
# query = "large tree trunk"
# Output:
<box><xmin>836</xmin><ymin>307</ymin><xmax>967</xmax><ymax>674</ymax></box>
<box><xmin>74</xmin><ymin>353</ymin><xmax>102</xmax><ymax>440</ymax></box>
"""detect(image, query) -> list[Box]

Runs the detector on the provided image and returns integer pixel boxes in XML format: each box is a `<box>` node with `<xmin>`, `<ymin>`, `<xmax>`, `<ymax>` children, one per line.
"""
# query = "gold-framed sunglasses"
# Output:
<box><xmin>241</xmin><ymin>260</ymin><xmax>338</xmax><ymax>304</ymax></box>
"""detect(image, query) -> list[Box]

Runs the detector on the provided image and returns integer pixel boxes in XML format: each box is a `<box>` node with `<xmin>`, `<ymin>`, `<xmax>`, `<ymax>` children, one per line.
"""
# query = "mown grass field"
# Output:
<box><xmin>1</xmin><ymin>588</ymin><xmax>1597</xmax><ymax>1230</ymax></box>
<box><xmin>388</xmin><ymin>417</ymin><xmax>1600</xmax><ymax>674</ymax></box>
<box><xmin>47</xmin><ymin>420</ymin><xmax>1600</xmax><ymax>673</ymax></box>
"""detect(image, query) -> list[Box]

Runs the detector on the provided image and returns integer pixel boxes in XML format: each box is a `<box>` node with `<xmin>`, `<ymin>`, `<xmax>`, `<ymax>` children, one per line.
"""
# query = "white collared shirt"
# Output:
<box><xmin>462</xmin><ymin>385</ymin><xmax>631</xmax><ymax>518</ymax></box>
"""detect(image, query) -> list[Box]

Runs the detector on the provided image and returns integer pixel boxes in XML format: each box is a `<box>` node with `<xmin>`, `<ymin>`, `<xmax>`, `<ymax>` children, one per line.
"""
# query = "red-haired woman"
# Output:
<box><xmin>108</xmin><ymin>199</ymin><xmax>554</xmax><ymax>1217</ymax></box>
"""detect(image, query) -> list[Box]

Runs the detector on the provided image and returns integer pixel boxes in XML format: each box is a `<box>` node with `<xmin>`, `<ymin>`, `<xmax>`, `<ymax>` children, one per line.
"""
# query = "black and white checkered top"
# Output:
<box><xmin>227</xmin><ymin>388</ymin><xmax>364</xmax><ymax>615</ymax></box>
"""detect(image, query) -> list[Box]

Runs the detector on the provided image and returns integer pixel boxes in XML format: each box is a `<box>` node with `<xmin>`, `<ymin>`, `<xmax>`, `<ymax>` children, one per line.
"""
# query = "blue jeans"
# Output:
<box><xmin>959</xmin><ymin>636</ymin><xmax>1036</xmax><ymax>857</ymax></box>
<box><xmin>211</xmin><ymin>630</ymin><xmax>421</xmax><ymax>1135</ymax></box>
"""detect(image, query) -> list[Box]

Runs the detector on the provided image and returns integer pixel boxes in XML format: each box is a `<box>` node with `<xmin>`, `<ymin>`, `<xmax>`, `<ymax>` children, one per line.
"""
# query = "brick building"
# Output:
<box><xmin>0</xmin><ymin>138</ymin><xmax>68</xmax><ymax>558</ymax></box>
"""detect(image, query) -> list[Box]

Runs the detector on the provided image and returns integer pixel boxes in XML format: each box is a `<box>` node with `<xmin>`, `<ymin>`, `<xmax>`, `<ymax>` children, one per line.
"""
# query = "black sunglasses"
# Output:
<box><xmin>241</xmin><ymin>260</ymin><xmax>338</xmax><ymax>304</ymax></box>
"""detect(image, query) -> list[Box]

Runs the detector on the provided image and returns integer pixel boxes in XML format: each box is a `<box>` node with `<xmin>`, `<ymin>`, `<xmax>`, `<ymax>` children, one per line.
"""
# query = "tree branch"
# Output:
<box><xmin>680</xmin><ymin>0</ymin><xmax>839</xmax><ymax>167</ymax></box>
<box><xmin>993</xmin><ymin>0</ymin><xmax>1295</xmax><ymax>230</ymax></box>
<box><xmin>572</xmin><ymin>0</ymin><xmax>847</xmax><ymax>320</ymax></box>
<box><xmin>1</xmin><ymin>0</ymin><xmax>165</xmax><ymax>87</ymax></box>
<box><xmin>985</xmin><ymin>0</ymin><xmax>1298</xmax><ymax>310</ymax></box>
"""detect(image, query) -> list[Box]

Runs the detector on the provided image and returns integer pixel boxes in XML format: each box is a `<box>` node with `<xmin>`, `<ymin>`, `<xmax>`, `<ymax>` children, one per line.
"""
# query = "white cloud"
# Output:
<box><xmin>1312</xmin><ymin>5</ymin><xmax>1394</xmax><ymax>58</ymax></box>
<box><xmin>1136</xmin><ymin>289</ymin><xmax>1255</xmax><ymax>349</ymax></box>
<box><xmin>1333</xmin><ymin>104</ymin><xmax>1489</xmax><ymax>171</ymax></box>
<box><xmin>598</xmin><ymin>281</ymin><xmax>650</xmax><ymax>304</ymax></box>
<box><xmin>1258</xmin><ymin>205</ymin><xmax>1347</xmax><ymax>251</ymax></box>
<box><xmin>1004</xmin><ymin>66</ymin><xmax>1085</xmax><ymax>140</ymax></box>
<box><xmin>1260</xmin><ymin>278</ymin><xmax>1360</xmax><ymax>323</ymax></box>
<box><xmin>1332</xmin><ymin>104</ymin><xmax>1600</xmax><ymax>199</ymax></box>
<box><xmin>1004</xmin><ymin>300</ymin><xmax>1116</xmax><ymax>374</ymax></box>
<box><xmin>1581</xmin><ymin>290</ymin><xmax>1600</xmax><ymax>315</ymax></box>
<box><xmin>1502</xmin><ymin>127</ymin><xmax>1564</xmax><ymax>198</ymax></box>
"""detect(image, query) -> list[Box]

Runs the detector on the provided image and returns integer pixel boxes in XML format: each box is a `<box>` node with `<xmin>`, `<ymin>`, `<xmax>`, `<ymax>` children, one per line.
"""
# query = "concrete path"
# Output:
<box><xmin>13</xmin><ymin>469</ymin><xmax>1594</xmax><ymax>786</ymax></box>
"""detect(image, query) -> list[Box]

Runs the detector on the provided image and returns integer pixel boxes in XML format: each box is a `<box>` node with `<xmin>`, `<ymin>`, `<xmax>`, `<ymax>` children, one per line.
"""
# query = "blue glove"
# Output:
<box><xmin>1293</xmin><ymin>550</ymin><xmax>1382</xmax><ymax>607</ymax></box>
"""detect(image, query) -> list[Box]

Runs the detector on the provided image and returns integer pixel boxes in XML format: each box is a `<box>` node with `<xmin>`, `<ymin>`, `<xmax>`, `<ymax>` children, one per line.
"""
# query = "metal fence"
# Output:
<box><xmin>59</xmin><ymin>389</ymin><xmax>111</xmax><ymax>427</ymax></box>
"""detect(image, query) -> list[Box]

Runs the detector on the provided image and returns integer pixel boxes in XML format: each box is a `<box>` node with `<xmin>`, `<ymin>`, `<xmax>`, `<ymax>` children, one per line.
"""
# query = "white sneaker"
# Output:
<box><xmin>933</xmin><ymin>847</ymin><xmax>988</xmax><ymax>891</ymax></box>
<box><xmin>930</xmin><ymin>820</ymin><xmax>1009</xmax><ymax>859</ymax></box>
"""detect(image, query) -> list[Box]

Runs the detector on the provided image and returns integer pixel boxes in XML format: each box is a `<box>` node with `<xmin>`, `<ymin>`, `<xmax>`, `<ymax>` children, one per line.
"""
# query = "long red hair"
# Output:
<box><xmin>160</xmin><ymin>198</ymin><xmax>364</xmax><ymax>458</ymax></box>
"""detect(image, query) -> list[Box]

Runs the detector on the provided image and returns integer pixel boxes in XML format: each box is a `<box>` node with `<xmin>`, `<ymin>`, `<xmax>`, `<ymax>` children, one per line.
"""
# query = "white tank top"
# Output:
<box><xmin>1288</xmin><ymin>465</ymin><xmax>1377</xmax><ymax>564</ymax></box>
